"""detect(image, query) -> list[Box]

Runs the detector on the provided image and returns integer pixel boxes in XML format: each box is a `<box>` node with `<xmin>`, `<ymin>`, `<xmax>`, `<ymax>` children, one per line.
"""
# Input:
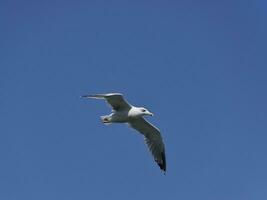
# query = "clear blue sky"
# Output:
<box><xmin>1</xmin><ymin>1</ymin><xmax>267</xmax><ymax>199</ymax></box>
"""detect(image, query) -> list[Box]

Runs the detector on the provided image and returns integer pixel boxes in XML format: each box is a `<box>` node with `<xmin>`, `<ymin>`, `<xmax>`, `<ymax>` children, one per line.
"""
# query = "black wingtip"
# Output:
<box><xmin>156</xmin><ymin>152</ymin><xmax>166</xmax><ymax>173</ymax></box>
<box><xmin>80</xmin><ymin>95</ymin><xmax>90</xmax><ymax>98</ymax></box>
<box><xmin>158</xmin><ymin>163</ymin><xmax>166</xmax><ymax>172</ymax></box>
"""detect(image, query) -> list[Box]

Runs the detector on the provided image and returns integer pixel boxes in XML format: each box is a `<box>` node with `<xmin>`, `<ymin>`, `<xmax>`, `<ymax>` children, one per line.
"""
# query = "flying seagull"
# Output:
<box><xmin>81</xmin><ymin>93</ymin><xmax>166</xmax><ymax>173</ymax></box>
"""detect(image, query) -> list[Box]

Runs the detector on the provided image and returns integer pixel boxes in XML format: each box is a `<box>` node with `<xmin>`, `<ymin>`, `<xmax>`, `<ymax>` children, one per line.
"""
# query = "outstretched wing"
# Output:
<box><xmin>129</xmin><ymin>118</ymin><xmax>166</xmax><ymax>172</ymax></box>
<box><xmin>81</xmin><ymin>93</ymin><xmax>132</xmax><ymax>111</ymax></box>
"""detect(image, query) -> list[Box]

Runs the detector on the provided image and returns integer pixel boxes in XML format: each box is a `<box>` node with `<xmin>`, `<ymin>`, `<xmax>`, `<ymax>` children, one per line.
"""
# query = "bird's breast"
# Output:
<box><xmin>111</xmin><ymin>112</ymin><xmax>130</xmax><ymax>123</ymax></box>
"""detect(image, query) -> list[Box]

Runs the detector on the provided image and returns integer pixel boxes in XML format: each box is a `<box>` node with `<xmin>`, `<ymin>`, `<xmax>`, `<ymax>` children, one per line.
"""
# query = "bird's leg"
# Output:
<box><xmin>100</xmin><ymin>115</ymin><xmax>111</xmax><ymax>125</ymax></box>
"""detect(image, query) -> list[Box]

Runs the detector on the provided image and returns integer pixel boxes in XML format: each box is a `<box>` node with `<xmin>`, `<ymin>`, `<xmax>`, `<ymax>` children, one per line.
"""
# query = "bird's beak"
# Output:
<box><xmin>149</xmin><ymin>112</ymin><xmax>154</xmax><ymax>116</ymax></box>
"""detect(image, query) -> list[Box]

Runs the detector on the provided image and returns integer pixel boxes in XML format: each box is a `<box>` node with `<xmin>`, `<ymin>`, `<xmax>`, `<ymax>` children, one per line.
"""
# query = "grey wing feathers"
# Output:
<box><xmin>81</xmin><ymin>93</ymin><xmax>132</xmax><ymax>111</ymax></box>
<box><xmin>129</xmin><ymin>118</ymin><xmax>166</xmax><ymax>172</ymax></box>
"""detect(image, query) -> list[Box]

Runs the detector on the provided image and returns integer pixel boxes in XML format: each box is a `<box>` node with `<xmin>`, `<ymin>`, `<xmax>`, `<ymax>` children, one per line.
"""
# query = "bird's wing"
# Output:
<box><xmin>129</xmin><ymin>118</ymin><xmax>166</xmax><ymax>172</ymax></box>
<box><xmin>81</xmin><ymin>93</ymin><xmax>132</xmax><ymax>111</ymax></box>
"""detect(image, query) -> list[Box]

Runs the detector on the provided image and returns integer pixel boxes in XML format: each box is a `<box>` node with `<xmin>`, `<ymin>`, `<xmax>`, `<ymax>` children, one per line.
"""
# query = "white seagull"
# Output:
<box><xmin>81</xmin><ymin>93</ymin><xmax>166</xmax><ymax>173</ymax></box>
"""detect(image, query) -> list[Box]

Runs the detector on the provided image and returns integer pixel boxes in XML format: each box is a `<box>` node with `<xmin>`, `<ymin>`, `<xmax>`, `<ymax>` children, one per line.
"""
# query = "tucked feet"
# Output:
<box><xmin>100</xmin><ymin>116</ymin><xmax>111</xmax><ymax>124</ymax></box>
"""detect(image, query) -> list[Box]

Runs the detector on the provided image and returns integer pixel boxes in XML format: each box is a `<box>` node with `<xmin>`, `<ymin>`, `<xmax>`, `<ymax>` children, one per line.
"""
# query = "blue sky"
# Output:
<box><xmin>1</xmin><ymin>1</ymin><xmax>267</xmax><ymax>199</ymax></box>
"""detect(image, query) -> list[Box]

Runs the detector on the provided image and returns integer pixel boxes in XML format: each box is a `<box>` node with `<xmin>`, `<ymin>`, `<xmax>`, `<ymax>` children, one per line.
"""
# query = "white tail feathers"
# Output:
<box><xmin>100</xmin><ymin>115</ymin><xmax>111</xmax><ymax>125</ymax></box>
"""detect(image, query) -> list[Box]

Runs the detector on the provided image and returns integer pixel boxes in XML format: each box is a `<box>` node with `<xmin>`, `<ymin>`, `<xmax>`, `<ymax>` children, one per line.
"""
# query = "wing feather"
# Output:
<box><xmin>129</xmin><ymin>118</ymin><xmax>166</xmax><ymax>172</ymax></box>
<box><xmin>81</xmin><ymin>93</ymin><xmax>132</xmax><ymax>111</ymax></box>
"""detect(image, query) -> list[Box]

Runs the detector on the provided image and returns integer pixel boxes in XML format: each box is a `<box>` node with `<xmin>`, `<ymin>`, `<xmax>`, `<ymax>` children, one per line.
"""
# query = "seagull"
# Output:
<box><xmin>81</xmin><ymin>93</ymin><xmax>166</xmax><ymax>173</ymax></box>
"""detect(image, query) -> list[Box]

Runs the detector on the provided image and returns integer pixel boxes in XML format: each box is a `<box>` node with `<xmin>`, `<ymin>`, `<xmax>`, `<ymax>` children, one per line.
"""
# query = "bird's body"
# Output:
<box><xmin>102</xmin><ymin>107</ymin><xmax>152</xmax><ymax>123</ymax></box>
<box><xmin>81</xmin><ymin>93</ymin><xmax>166</xmax><ymax>173</ymax></box>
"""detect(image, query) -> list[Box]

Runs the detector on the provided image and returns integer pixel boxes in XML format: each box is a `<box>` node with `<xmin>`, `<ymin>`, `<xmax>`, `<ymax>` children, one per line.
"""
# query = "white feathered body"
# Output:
<box><xmin>103</xmin><ymin>107</ymin><xmax>144</xmax><ymax>123</ymax></box>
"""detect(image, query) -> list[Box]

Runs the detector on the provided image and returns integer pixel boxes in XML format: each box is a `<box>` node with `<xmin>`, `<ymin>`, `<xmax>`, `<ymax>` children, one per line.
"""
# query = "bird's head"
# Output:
<box><xmin>139</xmin><ymin>107</ymin><xmax>154</xmax><ymax>116</ymax></box>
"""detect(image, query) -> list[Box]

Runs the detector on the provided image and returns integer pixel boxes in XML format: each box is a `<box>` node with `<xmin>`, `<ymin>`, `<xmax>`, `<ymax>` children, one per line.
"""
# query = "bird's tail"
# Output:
<box><xmin>100</xmin><ymin>115</ymin><xmax>112</xmax><ymax>125</ymax></box>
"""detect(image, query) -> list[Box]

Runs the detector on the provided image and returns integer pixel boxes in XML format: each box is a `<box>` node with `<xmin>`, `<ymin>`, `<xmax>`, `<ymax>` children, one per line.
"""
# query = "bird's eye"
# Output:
<box><xmin>142</xmin><ymin>109</ymin><xmax>146</xmax><ymax>112</ymax></box>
